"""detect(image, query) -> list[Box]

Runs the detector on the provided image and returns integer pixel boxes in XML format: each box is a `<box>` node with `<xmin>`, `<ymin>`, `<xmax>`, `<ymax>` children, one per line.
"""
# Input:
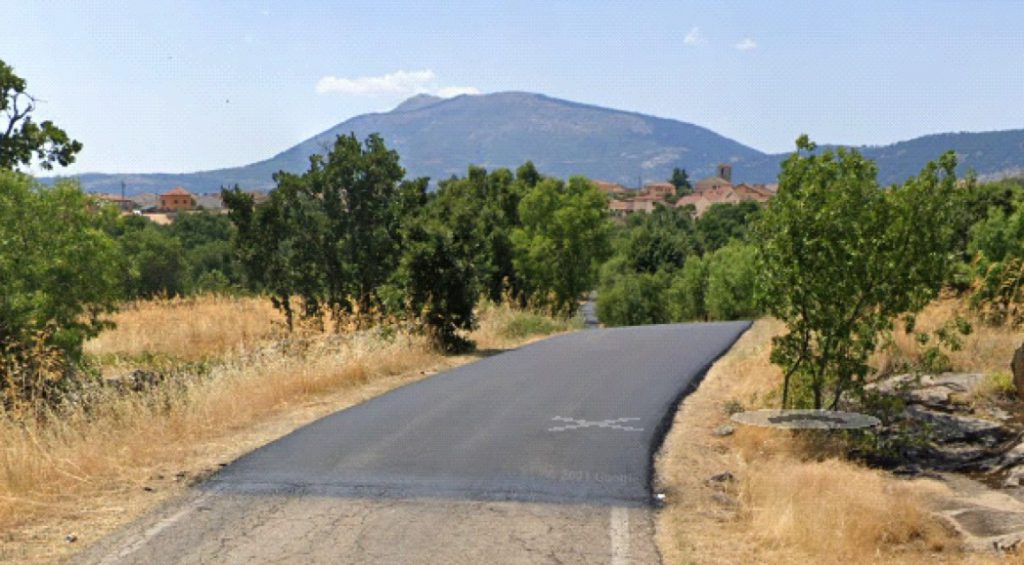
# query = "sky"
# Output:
<box><xmin>3</xmin><ymin>0</ymin><xmax>1023</xmax><ymax>174</ymax></box>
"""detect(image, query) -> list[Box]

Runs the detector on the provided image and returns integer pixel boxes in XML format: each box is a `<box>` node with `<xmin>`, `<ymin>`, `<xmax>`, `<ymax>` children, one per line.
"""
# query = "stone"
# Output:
<box><xmin>708</xmin><ymin>471</ymin><xmax>735</xmax><ymax>483</ymax></box>
<box><xmin>712</xmin><ymin>424</ymin><xmax>735</xmax><ymax>437</ymax></box>
<box><xmin>1012</xmin><ymin>343</ymin><xmax>1024</xmax><ymax>401</ymax></box>
<box><xmin>903</xmin><ymin>405</ymin><xmax>1010</xmax><ymax>444</ymax></box>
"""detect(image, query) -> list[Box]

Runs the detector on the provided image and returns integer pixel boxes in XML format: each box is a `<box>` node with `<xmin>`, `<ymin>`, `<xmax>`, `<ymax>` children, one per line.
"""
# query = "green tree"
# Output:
<box><xmin>120</xmin><ymin>224</ymin><xmax>188</xmax><ymax>298</ymax></box>
<box><xmin>0</xmin><ymin>172</ymin><xmax>121</xmax><ymax>405</ymax></box>
<box><xmin>757</xmin><ymin>136</ymin><xmax>959</xmax><ymax>409</ymax></box>
<box><xmin>694</xmin><ymin>200</ymin><xmax>761</xmax><ymax>254</ymax></box>
<box><xmin>617</xmin><ymin>206</ymin><xmax>695</xmax><ymax>274</ymax></box>
<box><xmin>667</xmin><ymin>255</ymin><xmax>708</xmax><ymax>321</ymax></box>
<box><xmin>669</xmin><ymin>167</ymin><xmax>691</xmax><ymax>194</ymax></box>
<box><xmin>224</xmin><ymin>134</ymin><xmax>408</xmax><ymax>327</ymax></box>
<box><xmin>596</xmin><ymin>272</ymin><xmax>670</xmax><ymax>326</ymax></box>
<box><xmin>512</xmin><ymin>176</ymin><xmax>612</xmax><ymax>315</ymax></box>
<box><xmin>431</xmin><ymin>166</ymin><xmax>525</xmax><ymax>302</ymax></box>
<box><xmin>705</xmin><ymin>242</ymin><xmax>758</xmax><ymax>320</ymax></box>
<box><xmin>398</xmin><ymin>198</ymin><xmax>479</xmax><ymax>352</ymax></box>
<box><xmin>0</xmin><ymin>59</ymin><xmax>82</xmax><ymax>171</ymax></box>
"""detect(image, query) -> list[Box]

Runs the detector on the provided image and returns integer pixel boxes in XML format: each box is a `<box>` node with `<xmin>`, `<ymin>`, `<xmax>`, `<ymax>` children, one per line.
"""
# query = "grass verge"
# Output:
<box><xmin>0</xmin><ymin>296</ymin><xmax>574</xmax><ymax>563</ymax></box>
<box><xmin>653</xmin><ymin>318</ymin><xmax>1000</xmax><ymax>564</ymax></box>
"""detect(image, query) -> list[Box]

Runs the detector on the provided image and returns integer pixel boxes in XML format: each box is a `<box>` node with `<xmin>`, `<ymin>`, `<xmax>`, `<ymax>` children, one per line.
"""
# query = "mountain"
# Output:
<box><xmin>49</xmin><ymin>92</ymin><xmax>1024</xmax><ymax>194</ymax></box>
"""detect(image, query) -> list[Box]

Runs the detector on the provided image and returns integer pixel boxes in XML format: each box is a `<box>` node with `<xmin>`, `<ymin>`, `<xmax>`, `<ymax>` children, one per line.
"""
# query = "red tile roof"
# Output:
<box><xmin>161</xmin><ymin>186</ymin><xmax>192</xmax><ymax>197</ymax></box>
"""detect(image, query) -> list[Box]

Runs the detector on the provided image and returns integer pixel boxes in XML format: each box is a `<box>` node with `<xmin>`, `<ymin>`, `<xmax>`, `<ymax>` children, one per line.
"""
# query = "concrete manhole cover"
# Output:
<box><xmin>731</xmin><ymin>409</ymin><xmax>880</xmax><ymax>430</ymax></box>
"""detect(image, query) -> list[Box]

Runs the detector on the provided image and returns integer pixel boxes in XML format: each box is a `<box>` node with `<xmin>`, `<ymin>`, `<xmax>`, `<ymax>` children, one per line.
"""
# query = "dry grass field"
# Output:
<box><xmin>0</xmin><ymin>295</ymin><xmax>578</xmax><ymax>563</ymax></box>
<box><xmin>655</xmin><ymin>304</ymin><xmax>1024</xmax><ymax>564</ymax></box>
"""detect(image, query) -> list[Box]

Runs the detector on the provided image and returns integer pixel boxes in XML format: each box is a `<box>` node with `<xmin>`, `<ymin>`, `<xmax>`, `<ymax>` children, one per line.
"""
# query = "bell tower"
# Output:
<box><xmin>717</xmin><ymin>163</ymin><xmax>732</xmax><ymax>182</ymax></box>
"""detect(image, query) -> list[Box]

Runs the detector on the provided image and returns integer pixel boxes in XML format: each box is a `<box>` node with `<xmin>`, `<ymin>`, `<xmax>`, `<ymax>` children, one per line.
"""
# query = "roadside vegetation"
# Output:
<box><xmin>0</xmin><ymin>60</ymin><xmax>590</xmax><ymax>561</ymax></box>
<box><xmin>1</xmin><ymin>295</ymin><xmax>579</xmax><ymax>563</ymax></box>
<box><xmin>654</xmin><ymin>139</ymin><xmax>1024</xmax><ymax>562</ymax></box>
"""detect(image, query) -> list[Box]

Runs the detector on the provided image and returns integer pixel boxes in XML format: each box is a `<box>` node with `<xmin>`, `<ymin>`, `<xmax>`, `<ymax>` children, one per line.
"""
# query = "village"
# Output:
<box><xmin>91</xmin><ymin>163</ymin><xmax>775</xmax><ymax>226</ymax></box>
<box><xmin>598</xmin><ymin>163</ymin><xmax>776</xmax><ymax>218</ymax></box>
<box><xmin>91</xmin><ymin>186</ymin><xmax>266</xmax><ymax>224</ymax></box>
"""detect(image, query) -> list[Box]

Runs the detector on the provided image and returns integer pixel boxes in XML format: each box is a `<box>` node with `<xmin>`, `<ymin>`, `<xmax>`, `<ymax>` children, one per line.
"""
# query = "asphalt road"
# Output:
<box><xmin>209</xmin><ymin>321</ymin><xmax>750</xmax><ymax>505</ymax></box>
<box><xmin>77</xmin><ymin>321</ymin><xmax>750</xmax><ymax>564</ymax></box>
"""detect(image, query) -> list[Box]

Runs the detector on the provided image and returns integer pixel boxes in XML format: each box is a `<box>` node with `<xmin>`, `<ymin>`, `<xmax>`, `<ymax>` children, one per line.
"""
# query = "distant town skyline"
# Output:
<box><xmin>3</xmin><ymin>0</ymin><xmax>1022</xmax><ymax>174</ymax></box>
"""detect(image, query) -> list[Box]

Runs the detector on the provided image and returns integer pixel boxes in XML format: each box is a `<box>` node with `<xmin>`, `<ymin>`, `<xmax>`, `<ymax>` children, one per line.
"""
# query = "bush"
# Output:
<box><xmin>597</xmin><ymin>272</ymin><xmax>670</xmax><ymax>326</ymax></box>
<box><xmin>667</xmin><ymin>256</ymin><xmax>708</xmax><ymax>321</ymax></box>
<box><xmin>705</xmin><ymin>242</ymin><xmax>759</xmax><ymax>320</ymax></box>
<box><xmin>0</xmin><ymin>172</ymin><xmax>121</xmax><ymax>407</ymax></box>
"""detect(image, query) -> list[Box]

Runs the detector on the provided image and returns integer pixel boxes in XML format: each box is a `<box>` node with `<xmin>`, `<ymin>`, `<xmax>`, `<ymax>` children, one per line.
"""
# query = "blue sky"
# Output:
<box><xmin>3</xmin><ymin>0</ymin><xmax>1022</xmax><ymax>174</ymax></box>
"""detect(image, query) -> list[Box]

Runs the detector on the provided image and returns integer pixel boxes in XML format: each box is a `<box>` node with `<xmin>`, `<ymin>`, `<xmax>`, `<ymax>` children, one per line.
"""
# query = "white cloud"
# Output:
<box><xmin>435</xmin><ymin>85</ymin><xmax>481</xmax><ymax>97</ymax></box>
<box><xmin>684</xmin><ymin>27</ymin><xmax>705</xmax><ymax>46</ymax></box>
<box><xmin>315</xmin><ymin>69</ymin><xmax>478</xmax><ymax>98</ymax></box>
<box><xmin>735</xmin><ymin>38</ymin><xmax>757</xmax><ymax>51</ymax></box>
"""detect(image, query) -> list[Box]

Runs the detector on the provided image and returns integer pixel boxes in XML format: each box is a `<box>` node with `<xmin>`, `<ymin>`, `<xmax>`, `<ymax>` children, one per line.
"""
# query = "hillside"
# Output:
<box><xmin>50</xmin><ymin>92</ymin><xmax>1024</xmax><ymax>194</ymax></box>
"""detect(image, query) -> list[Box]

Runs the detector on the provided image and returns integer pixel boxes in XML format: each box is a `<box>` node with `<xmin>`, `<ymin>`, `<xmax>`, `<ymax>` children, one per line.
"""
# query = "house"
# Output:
<box><xmin>642</xmin><ymin>181</ymin><xmax>676</xmax><ymax>198</ymax></box>
<box><xmin>672</xmin><ymin>164</ymin><xmax>781</xmax><ymax>217</ymax></box>
<box><xmin>732</xmin><ymin>183</ymin><xmax>774</xmax><ymax>202</ymax></box>
<box><xmin>594</xmin><ymin>180</ymin><xmax>629</xmax><ymax>196</ymax></box>
<box><xmin>159</xmin><ymin>187</ymin><xmax>195</xmax><ymax>211</ymax></box>
<box><xmin>93</xmin><ymin>193</ymin><xmax>138</xmax><ymax>213</ymax></box>
<box><xmin>608</xmin><ymin>194</ymin><xmax>667</xmax><ymax>218</ymax></box>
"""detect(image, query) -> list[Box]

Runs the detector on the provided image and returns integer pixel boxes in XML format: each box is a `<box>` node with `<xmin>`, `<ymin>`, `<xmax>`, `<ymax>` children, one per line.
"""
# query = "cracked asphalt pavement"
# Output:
<box><xmin>74</xmin><ymin>322</ymin><xmax>750</xmax><ymax>564</ymax></box>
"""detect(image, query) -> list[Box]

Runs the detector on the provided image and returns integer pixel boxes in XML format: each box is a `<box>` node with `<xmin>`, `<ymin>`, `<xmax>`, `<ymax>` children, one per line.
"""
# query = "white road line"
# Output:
<box><xmin>610</xmin><ymin>506</ymin><xmax>630</xmax><ymax>565</ymax></box>
<box><xmin>99</xmin><ymin>491</ymin><xmax>214</xmax><ymax>564</ymax></box>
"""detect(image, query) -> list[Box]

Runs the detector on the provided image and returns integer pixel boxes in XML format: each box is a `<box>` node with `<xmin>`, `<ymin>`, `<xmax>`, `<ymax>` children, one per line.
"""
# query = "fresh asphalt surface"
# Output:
<box><xmin>207</xmin><ymin>321</ymin><xmax>751</xmax><ymax>506</ymax></box>
<box><xmin>75</xmin><ymin>321</ymin><xmax>750</xmax><ymax>564</ymax></box>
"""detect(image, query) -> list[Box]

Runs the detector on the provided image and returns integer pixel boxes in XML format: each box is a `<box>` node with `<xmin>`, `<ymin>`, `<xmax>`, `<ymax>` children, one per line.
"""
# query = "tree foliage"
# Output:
<box><xmin>0</xmin><ymin>59</ymin><xmax>82</xmax><ymax>171</ymax></box>
<box><xmin>669</xmin><ymin>167</ymin><xmax>691</xmax><ymax>194</ymax></box>
<box><xmin>705</xmin><ymin>242</ymin><xmax>759</xmax><ymax>320</ymax></box>
<box><xmin>0</xmin><ymin>172</ymin><xmax>121</xmax><ymax>405</ymax></box>
<box><xmin>757</xmin><ymin>136</ymin><xmax>959</xmax><ymax>409</ymax></box>
<box><xmin>512</xmin><ymin>176</ymin><xmax>612</xmax><ymax>316</ymax></box>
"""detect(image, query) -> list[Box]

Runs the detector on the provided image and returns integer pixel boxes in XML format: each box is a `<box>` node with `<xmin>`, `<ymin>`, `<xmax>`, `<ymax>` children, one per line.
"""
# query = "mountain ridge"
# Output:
<box><xmin>49</xmin><ymin>91</ymin><xmax>1024</xmax><ymax>194</ymax></box>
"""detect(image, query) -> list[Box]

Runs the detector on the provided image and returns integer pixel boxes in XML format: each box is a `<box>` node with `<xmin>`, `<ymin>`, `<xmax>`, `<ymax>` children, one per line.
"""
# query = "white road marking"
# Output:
<box><xmin>98</xmin><ymin>491</ymin><xmax>214</xmax><ymax>564</ymax></box>
<box><xmin>610</xmin><ymin>506</ymin><xmax>630</xmax><ymax>565</ymax></box>
<box><xmin>548</xmin><ymin>416</ymin><xmax>644</xmax><ymax>432</ymax></box>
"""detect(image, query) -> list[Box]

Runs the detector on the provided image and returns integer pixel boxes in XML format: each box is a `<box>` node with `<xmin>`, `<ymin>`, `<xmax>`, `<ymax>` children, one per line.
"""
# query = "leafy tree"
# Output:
<box><xmin>756</xmin><ymin>136</ymin><xmax>959</xmax><ymax>409</ymax></box>
<box><xmin>0</xmin><ymin>59</ymin><xmax>82</xmax><ymax>171</ymax></box>
<box><xmin>705</xmin><ymin>242</ymin><xmax>758</xmax><ymax>320</ymax></box>
<box><xmin>120</xmin><ymin>224</ymin><xmax>188</xmax><ymax>298</ymax></box>
<box><xmin>669</xmin><ymin>167</ymin><xmax>691</xmax><ymax>194</ymax></box>
<box><xmin>596</xmin><ymin>272</ymin><xmax>670</xmax><ymax>326</ymax></box>
<box><xmin>431</xmin><ymin>166</ymin><xmax>525</xmax><ymax>302</ymax></box>
<box><xmin>0</xmin><ymin>172</ymin><xmax>121</xmax><ymax>405</ymax></box>
<box><xmin>667</xmin><ymin>255</ymin><xmax>708</xmax><ymax>321</ymax></box>
<box><xmin>694</xmin><ymin>200</ymin><xmax>761</xmax><ymax>254</ymax></box>
<box><xmin>617</xmin><ymin>206</ymin><xmax>695</xmax><ymax>274</ymax></box>
<box><xmin>512</xmin><ymin>176</ymin><xmax>612</xmax><ymax>315</ymax></box>
<box><xmin>224</xmin><ymin>134</ymin><xmax>409</xmax><ymax>327</ymax></box>
<box><xmin>398</xmin><ymin>195</ymin><xmax>478</xmax><ymax>352</ymax></box>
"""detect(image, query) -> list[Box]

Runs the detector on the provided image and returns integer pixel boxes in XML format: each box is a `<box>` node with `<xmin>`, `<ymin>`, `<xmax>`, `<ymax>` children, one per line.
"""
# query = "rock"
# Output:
<box><xmin>1003</xmin><ymin>466</ymin><xmax>1024</xmax><ymax>488</ymax></box>
<box><xmin>869</xmin><ymin>373</ymin><xmax>987</xmax><ymax>409</ymax></box>
<box><xmin>708</xmin><ymin>471</ymin><xmax>735</xmax><ymax>483</ymax></box>
<box><xmin>1012</xmin><ymin>344</ymin><xmax>1024</xmax><ymax>401</ymax></box>
<box><xmin>712</xmin><ymin>424</ymin><xmax>735</xmax><ymax>437</ymax></box>
<box><xmin>904</xmin><ymin>405</ymin><xmax>1010</xmax><ymax>444</ymax></box>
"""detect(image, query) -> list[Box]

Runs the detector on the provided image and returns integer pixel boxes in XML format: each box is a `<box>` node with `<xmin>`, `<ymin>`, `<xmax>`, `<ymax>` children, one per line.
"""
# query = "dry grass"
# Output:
<box><xmin>84</xmin><ymin>295</ymin><xmax>285</xmax><ymax>364</ymax></box>
<box><xmin>874</xmin><ymin>298</ymin><xmax>1023</xmax><ymax>377</ymax></box>
<box><xmin>0</xmin><ymin>295</ymin><xmax>574</xmax><ymax>563</ymax></box>
<box><xmin>654</xmin><ymin>318</ymin><xmax>990</xmax><ymax>565</ymax></box>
